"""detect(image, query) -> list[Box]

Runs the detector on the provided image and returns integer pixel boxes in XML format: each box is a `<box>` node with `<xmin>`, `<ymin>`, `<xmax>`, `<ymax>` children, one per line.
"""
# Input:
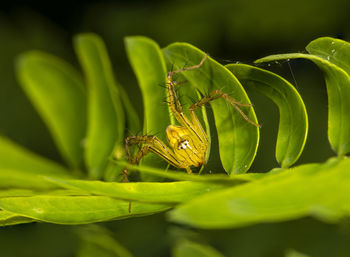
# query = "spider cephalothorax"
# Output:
<box><xmin>124</xmin><ymin>55</ymin><xmax>259</xmax><ymax>179</ymax></box>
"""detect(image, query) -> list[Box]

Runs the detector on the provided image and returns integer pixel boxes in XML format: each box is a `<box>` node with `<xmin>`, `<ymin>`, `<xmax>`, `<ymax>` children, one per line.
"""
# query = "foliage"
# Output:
<box><xmin>1</xmin><ymin>34</ymin><xmax>350</xmax><ymax>256</ymax></box>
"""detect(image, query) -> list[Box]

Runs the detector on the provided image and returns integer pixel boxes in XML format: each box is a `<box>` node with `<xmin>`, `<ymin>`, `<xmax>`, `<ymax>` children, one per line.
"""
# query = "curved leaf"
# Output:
<box><xmin>163</xmin><ymin>43</ymin><xmax>259</xmax><ymax>174</ymax></box>
<box><xmin>227</xmin><ymin>64</ymin><xmax>308</xmax><ymax>168</ymax></box>
<box><xmin>114</xmin><ymin>161</ymin><xmax>263</xmax><ymax>183</ymax></box>
<box><xmin>0</xmin><ymin>195</ymin><xmax>170</xmax><ymax>225</ymax></box>
<box><xmin>46</xmin><ymin>178</ymin><xmax>229</xmax><ymax>203</ymax></box>
<box><xmin>0</xmin><ymin>136</ymin><xmax>71</xmax><ymax>178</ymax></box>
<box><xmin>256</xmin><ymin>52</ymin><xmax>350</xmax><ymax>156</ymax></box>
<box><xmin>125</xmin><ymin>36</ymin><xmax>169</xmax><ymax>141</ymax></box>
<box><xmin>125</xmin><ymin>36</ymin><xmax>170</xmax><ymax>180</ymax></box>
<box><xmin>168</xmin><ymin>157</ymin><xmax>350</xmax><ymax>229</ymax></box>
<box><xmin>74</xmin><ymin>33</ymin><xmax>125</xmax><ymax>179</ymax></box>
<box><xmin>16</xmin><ymin>51</ymin><xmax>86</xmax><ymax>168</ymax></box>
<box><xmin>0</xmin><ymin>210</ymin><xmax>35</xmax><ymax>226</ymax></box>
<box><xmin>306</xmin><ymin>37</ymin><xmax>350</xmax><ymax>74</ymax></box>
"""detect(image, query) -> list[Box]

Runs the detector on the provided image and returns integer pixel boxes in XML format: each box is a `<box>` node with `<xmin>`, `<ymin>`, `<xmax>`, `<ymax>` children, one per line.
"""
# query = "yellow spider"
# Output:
<box><xmin>124</xmin><ymin>55</ymin><xmax>259</xmax><ymax>179</ymax></box>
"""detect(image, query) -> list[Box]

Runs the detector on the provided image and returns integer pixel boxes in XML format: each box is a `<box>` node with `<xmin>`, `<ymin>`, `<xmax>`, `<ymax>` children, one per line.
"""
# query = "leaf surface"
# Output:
<box><xmin>0</xmin><ymin>136</ymin><xmax>72</xmax><ymax>184</ymax></box>
<box><xmin>168</xmin><ymin>158</ymin><xmax>350</xmax><ymax>229</ymax></box>
<box><xmin>0</xmin><ymin>195</ymin><xmax>170</xmax><ymax>224</ymax></box>
<box><xmin>47</xmin><ymin>178</ymin><xmax>229</xmax><ymax>203</ymax></box>
<box><xmin>16</xmin><ymin>51</ymin><xmax>87</xmax><ymax>168</ymax></box>
<box><xmin>0</xmin><ymin>210</ymin><xmax>35</xmax><ymax>226</ymax></box>
<box><xmin>227</xmin><ymin>64</ymin><xmax>308</xmax><ymax>167</ymax></box>
<box><xmin>74</xmin><ymin>33</ymin><xmax>125</xmax><ymax>178</ymax></box>
<box><xmin>163</xmin><ymin>43</ymin><xmax>259</xmax><ymax>174</ymax></box>
<box><xmin>256</xmin><ymin>50</ymin><xmax>350</xmax><ymax>156</ymax></box>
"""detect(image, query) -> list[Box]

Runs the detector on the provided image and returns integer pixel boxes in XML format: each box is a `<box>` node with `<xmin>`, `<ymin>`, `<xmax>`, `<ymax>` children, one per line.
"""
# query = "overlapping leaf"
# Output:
<box><xmin>227</xmin><ymin>64</ymin><xmax>308</xmax><ymax>168</ymax></box>
<box><xmin>163</xmin><ymin>43</ymin><xmax>259</xmax><ymax>174</ymax></box>
<box><xmin>16</xmin><ymin>51</ymin><xmax>87</xmax><ymax>168</ymax></box>
<box><xmin>47</xmin><ymin>178</ymin><xmax>230</xmax><ymax>203</ymax></box>
<box><xmin>256</xmin><ymin>37</ymin><xmax>350</xmax><ymax>156</ymax></box>
<box><xmin>168</xmin><ymin>157</ymin><xmax>350</xmax><ymax>229</ymax></box>
<box><xmin>74</xmin><ymin>33</ymin><xmax>125</xmax><ymax>179</ymax></box>
<box><xmin>124</xmin><ymin>36</ymin><xmax>170</xmax><ymax>173</ymax></box>
<box><xmin>0</xmin><ymin>136</ymin><xmax>72</xmax><ymax>189</ymax></box>
<box><xmin>0</xmin><ymin>195</ymin><xmax>170</xmax><ymax>225</ymax></box>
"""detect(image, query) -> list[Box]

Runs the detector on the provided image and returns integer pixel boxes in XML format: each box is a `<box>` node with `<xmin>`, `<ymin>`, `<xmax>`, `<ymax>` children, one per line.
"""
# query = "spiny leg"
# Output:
<box><xmin>166</xmin><ymin>55</ymin><xmax>210</xmax><ymax>144</ymax></box>
<box><xmin>167</xmin><ymin>54</ymin><xmax>208</xmax><ymax>79</ymax></box>
<box><xmin>123</xmin><ymin>135</ymin><xmax>182</xmax><ymax>181</ymax></box>
<box><xmin>189</xmin><ymin>89</ymin><xmax>261</xmax><ymax>128</ymax></box>
<box><xmin>166</xmin><ymin>54</ymin><xmax>208</xmax><ymax>115</ymax></box>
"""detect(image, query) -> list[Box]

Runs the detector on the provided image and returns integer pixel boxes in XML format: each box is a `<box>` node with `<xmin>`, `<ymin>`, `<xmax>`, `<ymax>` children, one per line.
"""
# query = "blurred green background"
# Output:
<box><xmin>1</xmin><ymin>0</ymin><xmax>350</xmax><ymax>256</ymax></box>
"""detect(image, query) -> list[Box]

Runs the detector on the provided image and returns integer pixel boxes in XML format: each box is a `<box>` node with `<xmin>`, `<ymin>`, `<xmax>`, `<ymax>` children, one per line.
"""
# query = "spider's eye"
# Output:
<box><xmin>178</xmin><ymin>140</ymin><xmax>190</xmax><ymax>150</ymax></box>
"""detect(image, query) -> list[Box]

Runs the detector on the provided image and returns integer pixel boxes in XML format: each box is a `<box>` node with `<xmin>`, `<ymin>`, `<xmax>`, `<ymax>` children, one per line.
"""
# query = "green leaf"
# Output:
<box><xmin>0</xmin><ymin>195</ymin><xmax>170</xmax><ymax>225</ymax></box>
<box><xmin>227</xmin><ymin>64</ymin><xmax>308</xmax><ymax>168</ymax></box>
<box><xmin>0</xmin><ymin>210</ymin><xmax>35</xmax><ymax>226</ymax></box>
<box><xmin>114</xmin><ymin>161</ymin><xmax>262</xmax><ymax>183</ymax></box>
<box><xmin>74</xmin><ymin>33</ymin><xmax>125</xmax><ymax>179</ymax></box>
<box><xmin>168</xmin><ymin>157</ymin><xmax>350</xmax><ymax>229</ymax></box>
<box><xmin>0</xmin><ymin>136</ymin><xmax>72</xmax><ymax>184</ymax></box>
<box><xmin>256</xmin><ymin>50</ymin><xmax>350</xmax><ymax>156</ymax></box>
<box><xmin>125</xmin><ymin>36</ymin><xmax>169</xmax><ymax>141</ymax></box>
<box><xmin>16</xmin><ymin>51</ymin><xmax>87</xmax><ymax>168</ymax></box>
<box><xmin>46</xmin><ymin>178</ymin><xmax>229</xmax><ymax>203</ymax></box>
<box><xmin>118</xmin><ymin>86</ymin><xmax>140</xmax><ymax>136</ymax></box>
<box><xmin>76</xmin><ymin>225</ymin><xmax>134</xmax><ymax>257</ymax></box>
<box><xmin>124</xmin><ymin>36</ymin><xmax>170</xmax><ymax>173</ymax></box>
<box><xmin>0</xmin><ymin>169</ymin><xmax>61</xmax><ymax>190</ymax></box>
<box><xmin>163</xmin><ymin>43</ymin><xmax>259</xmax><ymax>174</ymax></box>
<box><xmin>305</xmin><ymin>37</ymin><xmax>350</xmax><ymax>74</ymax></box>
<box><xmin>172</xmin><ymin>240</ymin><xmax>225</xmax><ymax>257</ymax></box>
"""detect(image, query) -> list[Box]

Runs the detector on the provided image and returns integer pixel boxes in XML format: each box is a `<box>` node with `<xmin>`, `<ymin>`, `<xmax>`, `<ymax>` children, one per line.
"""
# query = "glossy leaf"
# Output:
<box><xmin>0</xmin><ymin>169</ymin><xmax>61</xmax><ymax>190</ymax></box>
<box><xmin>125</xmin><ymin>36</ymin><xmax>170</xmax><ymax>173</ymax></box>
<box><xmin>306</xmin><ymin>37</ymin><xmax>350</xmax><ymax>74</ymax></box>
<box><xmin>256</xmin><ymin>51</ymin><xmax>350</xmax><ymax>156</ymax></box>
<box><xmin>163</xmin><ymin>43</ymin><xmax>259</xmax><ymax>174</ymax></box>
<box><xmin>0</xmin><ymin>210</ymin><xmax>35</xmax><ymax>226</ymax></box>
<box><xmin>46</xmin><ymin>178</ymin><xmax>229</xmax><ymax>203</ymax></box>
<box><xmin>227</xmin><ymin>64</ymin><xmax>308</xmax><ymax>168</ymax></box>
<box><xmin>0</xmin><ymin>195</ymin><xmax>170</xmax><ymax>225</ymax></box>
<box><xmin>125</xmin><ymin>36</ymin><xmax>169</xmax><ymax>140</ymax></box>
<box><xmin>0</xmin><ymin>136</ymin><xmax>72</xmax><ymax>179</ymax></box>
<box><xmin>173</xmin><ymin>240</ymin><xmax>225</xmax><ymax>257</ymax></box>
<box><xmin>74</xmin><ymin>33</ymin><xmax>125</xmax><ymax>179</ymax></box>
<box><xmin>16</xmin><ymin>51</ymin><xmax>87</xmax><ymax>168</ymax></box>
<box><xmin>114</xmin><ymin>160</ymin><xmax>264</xmax><ymax>183</ymax></box>
<box><xmin>168</xmin><ymin>157</ymin><xmax>350</xmax><ymax>229</ymax></box>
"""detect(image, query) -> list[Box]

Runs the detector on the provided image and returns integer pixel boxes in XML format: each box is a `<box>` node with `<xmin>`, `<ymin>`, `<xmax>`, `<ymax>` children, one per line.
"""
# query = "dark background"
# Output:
<box><xmin>1</xmin><ymin>0</ymin><xmax>350</xmax><ymax>256</ymax></box>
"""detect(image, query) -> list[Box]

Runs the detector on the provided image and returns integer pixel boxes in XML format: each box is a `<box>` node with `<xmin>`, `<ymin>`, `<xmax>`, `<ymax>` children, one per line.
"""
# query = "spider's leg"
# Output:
<box><xmin>189</xmin><ymin>89</ymin><xmax>261</xmax><ymax>128</ymax></box>
<box><xmin>165</xmin><ymin>55</ymin><xmax>210</xmax><ymax>145</ymax></box>
<box><xmin>123</xmin><ymin>135</ymin><xmax>182</xmax><ymax>180</ymax></box>
<box><xmin>167</xmin><ymin>54</ymin><xmax>207</xmax><ymax>78</ymax></box>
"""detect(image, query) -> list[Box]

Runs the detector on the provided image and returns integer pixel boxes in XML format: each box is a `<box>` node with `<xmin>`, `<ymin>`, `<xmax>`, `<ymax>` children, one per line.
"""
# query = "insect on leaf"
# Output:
<box><xmin>163</xmin><ymin>43</ymin><xmax>259</xmax><ymax>174</ymax></box>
